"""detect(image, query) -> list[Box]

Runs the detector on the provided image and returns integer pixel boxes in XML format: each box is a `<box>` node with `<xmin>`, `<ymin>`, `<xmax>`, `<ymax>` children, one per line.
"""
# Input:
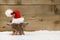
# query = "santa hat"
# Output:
<box><xmin>5</xmin><ymin>9</ymin><xmax>13</xmax><ymax>17</ymax></box>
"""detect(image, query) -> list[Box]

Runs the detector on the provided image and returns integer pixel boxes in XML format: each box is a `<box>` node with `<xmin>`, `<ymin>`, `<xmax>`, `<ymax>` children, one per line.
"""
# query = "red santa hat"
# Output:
<box><xmin>5</xmin><ymin>9</ymin><xmax>24</xmax><ymax>24</ymax></box>
<box><xmin>5</xmin><ymin>9</ymin><xmax>13</xmax><ymax>17</ymax></box>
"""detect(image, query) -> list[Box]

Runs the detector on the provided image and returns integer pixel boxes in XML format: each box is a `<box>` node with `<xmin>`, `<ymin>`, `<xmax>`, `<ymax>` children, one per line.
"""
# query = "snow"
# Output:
<box><xmin>0</xmin><ymin>30</ymin><xmax>60</xmax><ymax>40</ymax></box>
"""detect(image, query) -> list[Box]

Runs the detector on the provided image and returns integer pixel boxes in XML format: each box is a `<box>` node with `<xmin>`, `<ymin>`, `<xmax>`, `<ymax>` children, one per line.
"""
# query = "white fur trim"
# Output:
<box><xmin>12</xmin><ymin>17</ymin><xmax>24</xmax><ymax>24</ymax></box>
<box><xmin>5</xmin><ymin>9</ymin><xmax>13</xmax><ymax>17</ymax></box>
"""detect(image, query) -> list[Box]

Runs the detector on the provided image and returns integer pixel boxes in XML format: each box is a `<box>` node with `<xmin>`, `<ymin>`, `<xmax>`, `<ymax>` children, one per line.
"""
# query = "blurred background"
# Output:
<box><xmin>0</xmin><ymin>0</ymin><xmax>60</xmax><ymax>31</ymax></box>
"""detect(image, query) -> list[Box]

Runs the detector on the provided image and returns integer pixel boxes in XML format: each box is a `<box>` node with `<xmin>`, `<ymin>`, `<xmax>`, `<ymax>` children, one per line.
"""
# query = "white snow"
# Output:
<box><xmin>0</xmin><ymin>30</ymin><xmax>60</xmax><ymax>40</ymax></box>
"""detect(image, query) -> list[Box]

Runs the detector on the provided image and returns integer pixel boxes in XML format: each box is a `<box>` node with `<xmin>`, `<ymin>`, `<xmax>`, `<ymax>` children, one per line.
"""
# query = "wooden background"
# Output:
<box><xmin>0</xmin><ymin>0</ymin><xmax>60</xmax><ymax>31</ymax></box>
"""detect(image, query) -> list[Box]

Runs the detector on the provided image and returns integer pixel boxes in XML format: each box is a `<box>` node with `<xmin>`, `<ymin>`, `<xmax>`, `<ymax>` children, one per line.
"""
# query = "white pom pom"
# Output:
<box><xmin>5</xmin><ymin>9</ymin><xmax>13</xmax><ymax>17</ymax></box>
